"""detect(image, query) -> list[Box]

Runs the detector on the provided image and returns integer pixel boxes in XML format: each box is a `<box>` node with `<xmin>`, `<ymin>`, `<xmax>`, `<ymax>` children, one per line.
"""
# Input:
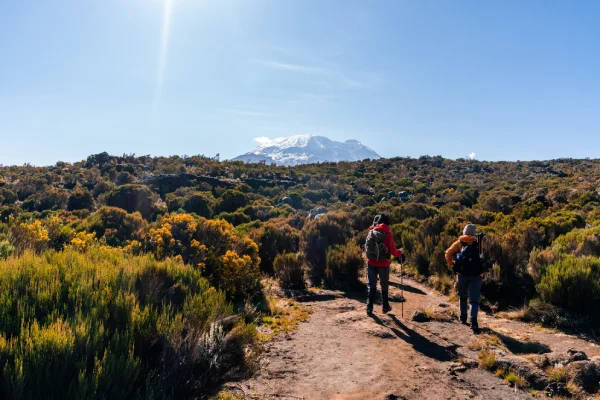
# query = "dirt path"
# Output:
<box><xmin>224</xmin><ymin>274</ymin><xmax>600</xmax><ymax>400</ymax></box>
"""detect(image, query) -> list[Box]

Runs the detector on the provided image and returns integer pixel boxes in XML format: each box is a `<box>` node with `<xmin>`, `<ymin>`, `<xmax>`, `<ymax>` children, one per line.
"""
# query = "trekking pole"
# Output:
<box><xmin>400</xmin><ymin>255</ymin><xmax>404</xmax><ymax>319</ymax></box>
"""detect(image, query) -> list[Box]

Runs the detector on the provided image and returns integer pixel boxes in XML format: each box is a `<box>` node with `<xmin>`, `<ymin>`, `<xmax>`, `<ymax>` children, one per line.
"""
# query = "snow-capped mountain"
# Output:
<box><xmin>232</xmin><ymin>135</ymin><xmax>381</xmax><ymax>166</ymax></box>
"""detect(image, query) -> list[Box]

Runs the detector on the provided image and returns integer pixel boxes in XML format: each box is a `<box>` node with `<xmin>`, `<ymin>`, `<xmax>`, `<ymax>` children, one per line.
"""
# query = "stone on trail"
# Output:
<box><xmin>567</xmin><ymin>348</ymin><xmax>588</xmax><ymax>362</ymax></box>
<box><xmin>411</xmin><ymin>310</ymin><xmax>429</xmax><ymax>322</ymax></box>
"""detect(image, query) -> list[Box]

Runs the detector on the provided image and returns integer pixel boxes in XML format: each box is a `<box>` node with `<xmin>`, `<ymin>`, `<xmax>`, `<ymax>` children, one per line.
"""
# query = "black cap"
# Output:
<box><xmin>374</xmin><ymin>214</ymin><xmax>390</xmax><ymax>226</ymax></box>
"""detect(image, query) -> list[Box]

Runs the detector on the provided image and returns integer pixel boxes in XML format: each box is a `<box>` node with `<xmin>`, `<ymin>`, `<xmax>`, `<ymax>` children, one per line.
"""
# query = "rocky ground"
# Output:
<box><xmin>221</xmin><ymin>274</ymin><xmax>600</xmax><ymax>400</ymax></box>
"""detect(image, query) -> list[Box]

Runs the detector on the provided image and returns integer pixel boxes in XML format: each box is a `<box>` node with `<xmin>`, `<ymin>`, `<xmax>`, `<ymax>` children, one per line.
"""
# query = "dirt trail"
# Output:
<box><xmin>224</xmin><ymin>274</ymin><xmax>600</xmax><ymax>400</ymax></box>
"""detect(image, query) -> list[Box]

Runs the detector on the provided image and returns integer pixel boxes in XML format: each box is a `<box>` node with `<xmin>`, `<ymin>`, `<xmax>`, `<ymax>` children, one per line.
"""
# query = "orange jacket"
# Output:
<box><xmin>445</xmin><ymin>235</ymin><xmax>478</xmax><ymax>268</ymax></box>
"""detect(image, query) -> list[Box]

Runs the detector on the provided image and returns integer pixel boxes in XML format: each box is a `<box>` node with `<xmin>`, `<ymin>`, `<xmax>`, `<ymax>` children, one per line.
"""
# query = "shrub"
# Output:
<box><xmin>300</xmin><ymin>213</ymin><xmax>352</xmax><ymax>285</ymax></box>
<box><xmin>0</xmin><ymin>248</ymin><xmax>255</xmax><ymax>399</ymax></box>
<box><xmin>216</xmin><ymin>211</ymin><xmax>251</xmax><ymax>227</ymax></box>
<box><xmin>183</xmin><ymin>192</ymin><xmax>214</xmax><ymax>217</ymax></box>
<box><xmin>216</xmin><ymin>190</ymin><xmax>248</xmax><ymax>214</ymax></box>
<box><xmin>86</xmin><ymin>206</ymin><xmax>146</xmax><ymax>247</ymax></box>
<box><xmin>33</xmin><ymin>186</ymin><xmax>69</xmax><ymax>211</ymax></box>
<box><xmin>273</xmin><ymin>253</ymin><xmax>306</xmax><ymax>289</ymax></box>
<box><xmin>250</xmin><ymin>222</ymin><xmax>299</xmax><ymax>274</ymax></box>
<box><xmin>537</xmin><ymin>255</ymin><xmax>600</xmax><ymax>319</ymax></box>
<box><xmin>0</xmin><ymin>241</ymin><xmax>14</xmax><ymax>259</ymax></box>
<box><xmin>324</xmin><ymin>243</ymin><xmax>364</xmax><ymax>290</ymax></box>
<box><xmin>67</xmin><ymin>187</ymin><xmax>95</xmax><ymax>211</ymax></box>
<box><xmin>147</xmin><ymin>214</ymin><xmax>261</xmax><ymax>300</ymax></box>
<box><xmin>8</xmin><ymin>219</ymin><xmax>50</xmax><ymax>254</ymax></box>
<box><xmin>0</xmin><ymin>188</ymin><xmax>17</xmax><ymax>205</ymax></box>
<box><xmin>105</xmin><ymin>184</ymin><xmax>156</xmax><ymax>219</ymax></box>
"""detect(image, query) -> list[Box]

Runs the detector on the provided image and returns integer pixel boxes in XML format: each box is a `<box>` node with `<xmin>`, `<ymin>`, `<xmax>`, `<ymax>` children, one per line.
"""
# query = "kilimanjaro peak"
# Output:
<box><xmin>232</xmin><ymin>135</ymin><xmax>381</xmax><ymax>166</ymax></box>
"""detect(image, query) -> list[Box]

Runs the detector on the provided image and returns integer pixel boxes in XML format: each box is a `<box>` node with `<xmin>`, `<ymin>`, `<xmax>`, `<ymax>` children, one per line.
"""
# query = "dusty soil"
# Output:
<box><xmin>223</xmin><ymin>274</ymin><xmax>600</xmax><ymax>400</ymax></box>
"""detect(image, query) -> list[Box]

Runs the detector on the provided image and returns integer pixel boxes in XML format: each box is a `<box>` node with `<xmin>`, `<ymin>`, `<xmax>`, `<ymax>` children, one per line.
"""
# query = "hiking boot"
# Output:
<box><xmin>367</xmin><ymin>288</ymin><xmax>376</xmax><ymax>315</ymax></box>
<box><xmin>382</xmin><ymin>290</ymin><xmax>392</xmax><ymax>314</ymax></box>
<box><xmin>460</xmin><ymin>315</ymin><xmax>468</xmax><ymax>325</ymax></box>
<box><xmin>471</xmin><ymin>318</ymin><xmax>480</xmax><ymax>333</ymax></box>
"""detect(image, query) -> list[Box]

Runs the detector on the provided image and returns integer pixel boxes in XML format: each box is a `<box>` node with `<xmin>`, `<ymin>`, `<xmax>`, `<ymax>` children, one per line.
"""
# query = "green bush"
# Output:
<box><xmin>273</xmin><ymin>252</ymin><xmax>305</xmax><ymax>289</ymax></box>
<box><xmin>537</xmin><ymin>255</ymin><xmax>600</xmax><ymax>319</ymax></box>
<box><xmin>86</xmin><ymin>206</ymin><xmax>146</xmax><ymax>247</ymax></box>
<box><xmin>0</xmin><ymin>247</ymin><xmax>255</xmax><ymax>399</ymax></box>
<box><xmin>216</xmin><ymin>190</ymin><xmax>248</xmax><ymax>214</ymax></box>
<box><xmin>183</xmin><ymin>192</ymin><xmax>214</xmax><ymax>217</ymax></box>
<box><xmin>0</xmin><ymin>241</ymin><xmax>13</xmax><ymax>259</ymax></box>
<box><xmin>300</xmin><ymin>213</ymin><xmax>352</xmax><ymax>285</ymax></box>
<box><xmin>0</xmin><ymin>188</ymin><xmax>17</xmax><ymax>206</ymax></box>
<box><xmin>216</xmin><ymin>211</ymin><xmax>251</xmax><ymax>227</ymax></box>
<box><xmin>250</xmin><ymin>222</ymin><xmax>299</xmax><ymax>274</ymax></box>
<box><xmin>105</xmin><ymin>184</ymin><xmax>156</xmax><ymax>219</ymax></box>
<box><xmin>325</xmin><ymin>243</ymin><xmax>364</xmax><ymax>290</ymax></box>
<box><xmin>67</xmin><ymin>187</ymin><xmax>95</xmax><ymax>211</ymax></box>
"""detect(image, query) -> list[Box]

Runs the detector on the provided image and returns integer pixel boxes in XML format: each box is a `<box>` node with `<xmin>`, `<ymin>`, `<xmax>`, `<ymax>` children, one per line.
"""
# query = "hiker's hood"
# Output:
<box><xmin>459</xmin><ymin>235</ymin><xmax>477</xmax><ymax>245</ymax></box>
<box><xmin>371</xmin><ymin>223</ymin><xmax>391</xmax><ymax>233</ymax></box>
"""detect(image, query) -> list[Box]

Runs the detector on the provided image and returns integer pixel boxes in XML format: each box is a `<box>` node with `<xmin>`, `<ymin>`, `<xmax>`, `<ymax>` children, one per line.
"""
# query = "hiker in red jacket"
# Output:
<box><xmin>364</xmin><ymin>214</ymin><xmax>403</xmax><ymax>315</ymax></box>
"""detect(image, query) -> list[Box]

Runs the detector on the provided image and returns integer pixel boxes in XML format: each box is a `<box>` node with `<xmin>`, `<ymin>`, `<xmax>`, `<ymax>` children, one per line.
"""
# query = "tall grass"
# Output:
<box><xmin>0</xmin><ymin>247</ymin><xmax>255</xmax><ymax>399</ymax></box>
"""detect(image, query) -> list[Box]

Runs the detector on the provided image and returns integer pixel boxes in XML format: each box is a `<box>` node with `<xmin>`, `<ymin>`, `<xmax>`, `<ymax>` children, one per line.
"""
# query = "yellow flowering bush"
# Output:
<box><xmin>9</xmin><ymin>219</ymin><xmax>50</xmax><ymax>254</ymax></box>
<box><xmin>147</xmin><ymin>214</ymin><xmax>260</xmax><ymax>299</ymax></box>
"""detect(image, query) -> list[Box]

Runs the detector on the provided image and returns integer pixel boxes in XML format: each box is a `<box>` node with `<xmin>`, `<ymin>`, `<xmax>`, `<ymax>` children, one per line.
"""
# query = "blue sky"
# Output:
<box><xmin>1</xmin><ymin>0</ymin><xmax>599</xmax><ymax>166</ymax></box>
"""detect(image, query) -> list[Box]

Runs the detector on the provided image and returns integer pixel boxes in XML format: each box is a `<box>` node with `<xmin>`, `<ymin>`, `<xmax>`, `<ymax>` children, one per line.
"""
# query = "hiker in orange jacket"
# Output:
<box><xmin>446</xmin><ymin>224</ymin><xmax>484</xmax><ymax>332</ymax></box>
<box><xmin>365</xmin><ymin>214</ymin><xmax>403</xmax><ymax>315</ymax></box>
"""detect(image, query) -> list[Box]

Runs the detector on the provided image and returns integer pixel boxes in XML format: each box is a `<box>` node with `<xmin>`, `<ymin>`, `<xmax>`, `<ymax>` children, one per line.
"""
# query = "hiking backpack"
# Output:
<box><xmin>365</xmin><ymin>230</ymin><xmax>390</xmax><ymax>261</ymax></box>
<box><xmin>453</xmin><ymin>241</ymin><xmax>483</xmax><ymax>276</ymax></box>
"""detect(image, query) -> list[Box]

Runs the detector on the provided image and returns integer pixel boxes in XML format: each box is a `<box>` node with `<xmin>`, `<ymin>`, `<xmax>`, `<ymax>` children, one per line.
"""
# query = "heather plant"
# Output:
<box><xmin>324</xmin><ymin>243</ymin><xmax>364</xmax><ymax>291</ymax></box>
<box><xmin>273</xmin><ymin>252</ymin><xmax>306</xmax><ymax>289</ymax></box>
<box><xmin>250</xmin><ymin>221</ymin><xmax>299</xmax><ymax>274</ymax></box>
<box><xmin>300</xmin><ymin>212</ymin><xmax>353</xmax><ymax>284</ymax></box>
<box><xmin>537</xmin><ymin>255</ymin><xmax>600</xmax><ymax>319</ymax></box>
<box><xmin>86</xmin><ymin>206</ymin><xmax>146</xmax><ymax>247</ymax></box>
<box><xmin>0</xmin><ymin>248</ymin><xmax>256</xmax><ymax>399</ymax></box>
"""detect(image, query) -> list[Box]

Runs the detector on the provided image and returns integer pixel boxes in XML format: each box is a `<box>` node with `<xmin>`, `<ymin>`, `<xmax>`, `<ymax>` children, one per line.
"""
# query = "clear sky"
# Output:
<box><xmin>1</xmin><ymin>0</ymin><xmax>599</xmax><ymax>166</ymax></box>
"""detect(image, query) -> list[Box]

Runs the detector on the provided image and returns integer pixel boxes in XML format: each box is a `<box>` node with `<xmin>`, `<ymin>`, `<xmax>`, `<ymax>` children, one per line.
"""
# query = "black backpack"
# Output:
<box><xmin>453</xmin><ymin>241</ymin><xmax>482</xmax><ymax>276</ymax></box>
<box><xmin>365</xmin><ymin>229</ymin><xmax>390</xmax><ymax>261</ymax></box>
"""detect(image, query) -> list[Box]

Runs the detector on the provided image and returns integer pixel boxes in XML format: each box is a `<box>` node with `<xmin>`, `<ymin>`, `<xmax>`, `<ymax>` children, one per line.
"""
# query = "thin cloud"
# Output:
<box><xmin>253</xmin><ymin>137</ymin><xmax>272</xmax><ymax>145</ymax></box>
<box><xmin>469</xmin><ymin>152</ymin><xmax>476</xmax><ymax>160</ymax></box>
<box><xmin>254</xmin><ymin>59</ymin><xmax>330</xmax><ymax>75</ymax></box>
<box><xmin>254</xmin><ymin>58</ymin><xmax>378</xmax><ymax>89</ymax></box>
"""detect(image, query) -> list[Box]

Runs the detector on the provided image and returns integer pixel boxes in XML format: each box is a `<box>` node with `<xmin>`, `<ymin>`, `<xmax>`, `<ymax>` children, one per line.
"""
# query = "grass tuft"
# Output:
<box><xmin>478</xmin><ymin>349</ymin><xmax>497</xmax><ymax>371</ymax></box>
<box><xmin>505</xmin><ymin>372</ymin><xmax>527</xmax><ymax>388</ymax></box>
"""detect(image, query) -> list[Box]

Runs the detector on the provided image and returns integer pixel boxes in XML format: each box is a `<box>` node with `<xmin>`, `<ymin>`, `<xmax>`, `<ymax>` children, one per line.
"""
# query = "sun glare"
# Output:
<box><xmin>154</xmin><ymin>0</ymin><xmax>174</xmax><ymax>107</ymax></box>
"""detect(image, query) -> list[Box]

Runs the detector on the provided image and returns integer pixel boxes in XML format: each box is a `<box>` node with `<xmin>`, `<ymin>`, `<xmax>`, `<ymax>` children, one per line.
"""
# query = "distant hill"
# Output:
<box><xmin>232</xmin><ymin>135</ymin><xmax>381</xmax><ymax>166</ymax></box>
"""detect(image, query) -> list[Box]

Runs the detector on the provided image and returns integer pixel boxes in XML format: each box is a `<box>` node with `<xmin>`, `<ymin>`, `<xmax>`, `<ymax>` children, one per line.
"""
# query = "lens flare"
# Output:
<box><xmin>154</xmin><ymin>0</ymin><xmax>174</xmax><ymax>107</ymax></box>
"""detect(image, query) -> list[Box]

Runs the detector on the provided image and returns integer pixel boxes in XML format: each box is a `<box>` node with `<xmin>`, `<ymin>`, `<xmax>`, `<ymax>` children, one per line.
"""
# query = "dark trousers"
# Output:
<box><xmin>456</xmin><ymin>275</ymin><xmax>482</xmax><ymax>320</ymax></box>
<box><xmin>367</xmin><ymin>265</ymin><xmax>390</xmax><ymax>307</ymax></box>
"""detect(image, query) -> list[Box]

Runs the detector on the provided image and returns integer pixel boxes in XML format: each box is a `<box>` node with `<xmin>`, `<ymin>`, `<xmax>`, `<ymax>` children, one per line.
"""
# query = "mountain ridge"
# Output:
<box><xmin>232</xmin><ymin>134</ymin><xmax>381</xmax><ymax>166</ymax></box>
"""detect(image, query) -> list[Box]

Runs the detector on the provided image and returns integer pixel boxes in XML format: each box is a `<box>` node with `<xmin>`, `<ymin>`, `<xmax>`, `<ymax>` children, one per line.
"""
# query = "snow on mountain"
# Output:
<box><xmin>232</xmin><ymin>135</ymin><xmax>381</xmax><ymax>166</ymax></box>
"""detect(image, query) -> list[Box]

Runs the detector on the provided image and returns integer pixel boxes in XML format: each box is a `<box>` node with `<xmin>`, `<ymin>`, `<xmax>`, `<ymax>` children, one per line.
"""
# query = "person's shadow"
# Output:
<box><xmin>388</xmin><ymin>281</ymin><xmax>427</xmax><ymax>295</ymax></box>
<box><xmin>368</xmin><ymin>313</ymin><xmax>458</xmax><ymax>362</ymax></box>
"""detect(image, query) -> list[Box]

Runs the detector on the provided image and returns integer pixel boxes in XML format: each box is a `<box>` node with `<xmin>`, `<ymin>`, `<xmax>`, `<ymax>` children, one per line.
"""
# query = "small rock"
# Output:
<box><xmin>438</xmin><ymin>302</ymin><xmax>449</xmax><ymax>308</ymax></box>
<box><xmin>567</xmin><ymin>348</ymin><xmax>588</xmax><ymax>361</ymax></box>
<box><xmin>383</xmin><ymin>395</ymin><xmax>407</xmax><ymax>400</ymax></box>
<box><xmin>545</xmin><ymin>382</ymin><xmax>569</xmax><ymax>397</ymax></box>
<box><xmin>412</xmin><ymin>310</ymin><xmax>430</xmax><ymax>322</ymax></box>
<box><xmin>448</xmin><ymin>362</ymin><xmax>468</xmax><ymax>373</ymax></box>
<box><xmin>566</xmin><ymin>360</ymin><xmax>600</xmax><ymax>392</ymax></box>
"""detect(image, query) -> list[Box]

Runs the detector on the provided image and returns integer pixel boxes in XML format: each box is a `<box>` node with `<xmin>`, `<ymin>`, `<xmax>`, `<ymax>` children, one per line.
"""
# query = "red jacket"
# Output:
<box><xmin>367</xmin><ymin>223</ymin><xmax>403</xmax><ymax>267</ymax></box>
